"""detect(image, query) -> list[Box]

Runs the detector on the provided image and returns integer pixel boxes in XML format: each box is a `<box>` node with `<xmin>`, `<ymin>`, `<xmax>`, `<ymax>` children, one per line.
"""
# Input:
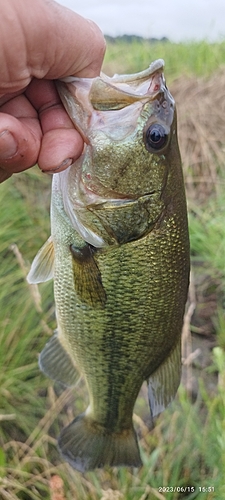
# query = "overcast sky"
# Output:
<box><xmin>56</xmin><ymin>0</ymin><xmax>225</xmax><ymax>42</ymax></box>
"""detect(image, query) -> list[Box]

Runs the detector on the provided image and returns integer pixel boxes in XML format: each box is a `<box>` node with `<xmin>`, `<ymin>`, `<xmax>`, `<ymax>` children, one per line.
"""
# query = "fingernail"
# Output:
<box><xmin>0</xmin><ymin>130</ymin><xmax>18</xmax><ymax>160</ymax></box>
<box><xmin>42</xmin><ymin>158</ymin><xmax>73</xmax><ymax>173</ymax></box>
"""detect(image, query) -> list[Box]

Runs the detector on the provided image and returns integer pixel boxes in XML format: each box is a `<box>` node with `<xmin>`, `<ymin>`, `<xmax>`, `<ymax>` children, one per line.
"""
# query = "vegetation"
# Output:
<box><xmin>103</xmin><ymin>38</ymin><xmax>225</xmax><ymax>80</ymax></box>
<box><xmin>0</xmin><ymin>39</ymin><xmax>225</xmax><ymax>499</ymax></box>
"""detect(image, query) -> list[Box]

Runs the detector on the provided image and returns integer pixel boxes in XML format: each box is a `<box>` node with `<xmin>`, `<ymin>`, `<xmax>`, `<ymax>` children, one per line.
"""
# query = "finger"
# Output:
<box><xmin>38</xmin><ymin>128</ymin><xmax>83</xmax><ymax>173</ymax></box>
<box><xmin>0</xmin><ymin>94</ymin><xmax>42</xmax><ymax>170</ymax></box>
<box><xmin>25</xmin><ymin>79</ymin><xmax>75</xmax><ymax>133</ymax></box>
<box><xmin>25</xmin><ymin>79</ymin><xmax>84</xmax><ymax>172</ymax></box>
<box><xmin>1</xmin><ymin>1</ymin><xmax>105</xmax><ymax>97</ymax></box>
<box><xmin>0</xmin><ymin>113</ymin><xmax>41</xmax><ymax>172</ymax></box>
<box><xmin>29</xmin><ymin>4</ymin><xmax>106</xmax><ymax>79</ymax></box>
<box><xmin>0</xmin><ymin>93</ymin><xmax>36</xmax><ymax>118</ymax></box>
<box><xmin>0</xmin><ymin>90</ymin><xmax>25</xmax><ymax>106</ymax></box>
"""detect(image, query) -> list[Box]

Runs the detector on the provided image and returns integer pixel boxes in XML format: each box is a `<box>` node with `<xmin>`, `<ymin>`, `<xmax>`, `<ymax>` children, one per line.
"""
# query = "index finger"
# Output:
<box><xmin>25</xmin><ymin>79</ymin><xmax>74</xmax><ymax>134</ymax></box>
<box><xmin>25</xmin><ymin>78</ymin><xmax>84</xmax><ymax>172</ymax></box>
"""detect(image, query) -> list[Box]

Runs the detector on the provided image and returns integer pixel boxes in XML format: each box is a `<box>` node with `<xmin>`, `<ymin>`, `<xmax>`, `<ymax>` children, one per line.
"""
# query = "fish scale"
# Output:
<box><xmin>27</xmin><ymin>60</ymin><xmax>190</xmax><ymax>472</ymax></box>
<box><xmin>53</xmin><ymin>198</ymin><xmax>187</xmax><ymax>428</ymax></box>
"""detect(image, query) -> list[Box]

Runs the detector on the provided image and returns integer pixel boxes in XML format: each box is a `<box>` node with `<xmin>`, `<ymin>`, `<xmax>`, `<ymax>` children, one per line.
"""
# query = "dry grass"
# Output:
<box><xmin>171</xmin><ymin>69</ymin><xmax>225</xmax><ymax>201</ymax></box>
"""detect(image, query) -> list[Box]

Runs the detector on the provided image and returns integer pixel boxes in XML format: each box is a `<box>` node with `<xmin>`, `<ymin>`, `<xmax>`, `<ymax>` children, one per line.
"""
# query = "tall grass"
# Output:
<box><xmin>189</xmin><ymin>190</ymin><xmax>225</xmax><ymax>279</ymax></box>
<box><xmin>0</xmin><ymin>40</ymin><xmax>225</xmax><ymax>499</ymax></box>
<box><xmin>103</xmin><ymin>39</ymin><xmax>225</xmax><ymax>81</ymax></box>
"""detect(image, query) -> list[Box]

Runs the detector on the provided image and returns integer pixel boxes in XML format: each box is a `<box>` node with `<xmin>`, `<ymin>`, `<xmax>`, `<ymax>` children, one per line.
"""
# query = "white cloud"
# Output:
<box><xmin>56</xmin><ymin>0</ymin><xmax>225</xmax><ymax>41</ymax></box>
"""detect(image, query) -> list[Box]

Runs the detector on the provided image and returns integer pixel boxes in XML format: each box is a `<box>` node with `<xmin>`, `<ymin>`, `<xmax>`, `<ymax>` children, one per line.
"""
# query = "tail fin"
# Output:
<box><xmin>58</xmin><ymin>413</ymin><xmax>142</xmax><ymax>472</ymax></box>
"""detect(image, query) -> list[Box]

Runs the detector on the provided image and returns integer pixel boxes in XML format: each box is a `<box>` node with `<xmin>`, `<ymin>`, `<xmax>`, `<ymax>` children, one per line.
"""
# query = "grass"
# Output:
<box><xmin>188</xmin><ymin>191</ymin><xmax>225</xmax><ymax>278</ymax></box>
<box><xmin>0</xmin><ymin>39</ymin><xmax>225</xmax><ymax>499</ymax></box>
<box><xmin>102</xmin><ymin>39</ymin><xmax>225</xmax><ymax>81</ymax></box>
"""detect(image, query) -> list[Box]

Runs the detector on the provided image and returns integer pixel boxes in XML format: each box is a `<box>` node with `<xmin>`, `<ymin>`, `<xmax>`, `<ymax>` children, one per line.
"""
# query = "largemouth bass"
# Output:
<box><xmin>27</xmin><ymin>59</ymin><xmax>190</xmax><ymax>472</ymax></box>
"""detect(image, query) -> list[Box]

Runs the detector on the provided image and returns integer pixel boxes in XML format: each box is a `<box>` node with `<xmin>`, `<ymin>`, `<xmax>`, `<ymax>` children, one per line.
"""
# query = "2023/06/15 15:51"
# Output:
<box><xmin>158</xmin><ymin>486</ymin><xmax>215</xmax><ymax>493</ymax></box>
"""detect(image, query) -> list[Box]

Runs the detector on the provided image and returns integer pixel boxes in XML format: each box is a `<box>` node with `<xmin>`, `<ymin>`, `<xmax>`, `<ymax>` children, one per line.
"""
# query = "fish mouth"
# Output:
<box><xmin>57</xmin><ymin>59</ymin><xmax>172</xmax><ymax>145</ymax></box>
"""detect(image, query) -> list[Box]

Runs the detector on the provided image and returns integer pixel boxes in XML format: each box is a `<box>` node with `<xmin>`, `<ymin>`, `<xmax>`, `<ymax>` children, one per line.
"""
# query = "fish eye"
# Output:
<box><xmin>144</xmin><ymin>123</ymin><xmax>169</xmax><ymax>152</ymax></box>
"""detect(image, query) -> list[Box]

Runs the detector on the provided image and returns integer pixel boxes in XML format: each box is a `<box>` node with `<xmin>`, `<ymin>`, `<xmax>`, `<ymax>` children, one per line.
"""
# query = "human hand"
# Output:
<box><xmin>0</xmin><ymin>0</ymin><xmax>105</xmax><ymax>183</ymax></box>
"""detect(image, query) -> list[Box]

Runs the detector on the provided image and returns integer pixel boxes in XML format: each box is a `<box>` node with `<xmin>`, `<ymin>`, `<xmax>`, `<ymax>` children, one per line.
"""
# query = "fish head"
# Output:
<box><xmin>56</xmin><ymin>60</ymin><xmax>181</xmax><ymax>245</ymax></box>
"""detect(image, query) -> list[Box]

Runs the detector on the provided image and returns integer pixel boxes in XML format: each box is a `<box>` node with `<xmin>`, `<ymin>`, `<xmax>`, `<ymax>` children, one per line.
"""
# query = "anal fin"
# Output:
<box><xmin>147</xmin><ymin>336</ymin><xmax>181</xmax><ymax>418</ymax></box>
<box><xmin>39</xmin><ymin>331</ymin><xmax>80</xmax><ymax>387</ymax></box>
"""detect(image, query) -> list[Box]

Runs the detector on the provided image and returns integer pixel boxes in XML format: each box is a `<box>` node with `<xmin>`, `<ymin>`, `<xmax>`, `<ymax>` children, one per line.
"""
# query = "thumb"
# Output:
<box><xmin>0</xmin><ymin>0</ymin><xmax>106</xmax><ymax>95</ymax></box>
<box><xmin>26</xmin><ymin>0</ymin><xmax>106</xmax><ymax>79</ymax></box>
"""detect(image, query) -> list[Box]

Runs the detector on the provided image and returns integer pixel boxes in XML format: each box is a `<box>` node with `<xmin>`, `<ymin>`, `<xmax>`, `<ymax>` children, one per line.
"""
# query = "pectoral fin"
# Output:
<box><xmin>39</xmin><ymin>331</ymin><xmax>80</xmax><ymax>387</ymax></box>
<box><xmin>70</xmin><ymin>243</ymin><xmax>106</xmax><ymax>308</ymax></box>
<box><xmin>27</xmin><ymin>236</ymin><xmax>54</xmax><ymax>284</ymax></box>
<box><xmin>147</xmin><ymin>337</ymin><xmax>181</xmax><ymax>418</ymax></box>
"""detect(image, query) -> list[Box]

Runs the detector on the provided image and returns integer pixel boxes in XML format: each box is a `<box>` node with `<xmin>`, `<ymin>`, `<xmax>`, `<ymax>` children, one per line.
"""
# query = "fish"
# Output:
<box><xmin>27</xmin><ymin>59</ymin><xmax>190</xmax><ymax>472</ymax></box>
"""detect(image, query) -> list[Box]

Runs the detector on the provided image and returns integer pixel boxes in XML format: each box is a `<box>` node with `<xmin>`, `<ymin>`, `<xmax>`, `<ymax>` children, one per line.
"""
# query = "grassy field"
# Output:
<box><xmin>102</xmin><ymin>39</ymin><xmax>225</xmax><ymax>79</ymax></box>
<box><xmin>0</xmin><ymin>40</ymin><xmax>225</xmax><ymax>499</ymax></box>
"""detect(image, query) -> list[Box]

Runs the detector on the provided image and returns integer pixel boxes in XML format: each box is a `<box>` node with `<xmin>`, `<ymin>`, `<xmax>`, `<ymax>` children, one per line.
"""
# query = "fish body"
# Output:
<box><xmin>27</xmin><ymin>60</ymin><xmax>190</xmax><ymax>472</ymax></box>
